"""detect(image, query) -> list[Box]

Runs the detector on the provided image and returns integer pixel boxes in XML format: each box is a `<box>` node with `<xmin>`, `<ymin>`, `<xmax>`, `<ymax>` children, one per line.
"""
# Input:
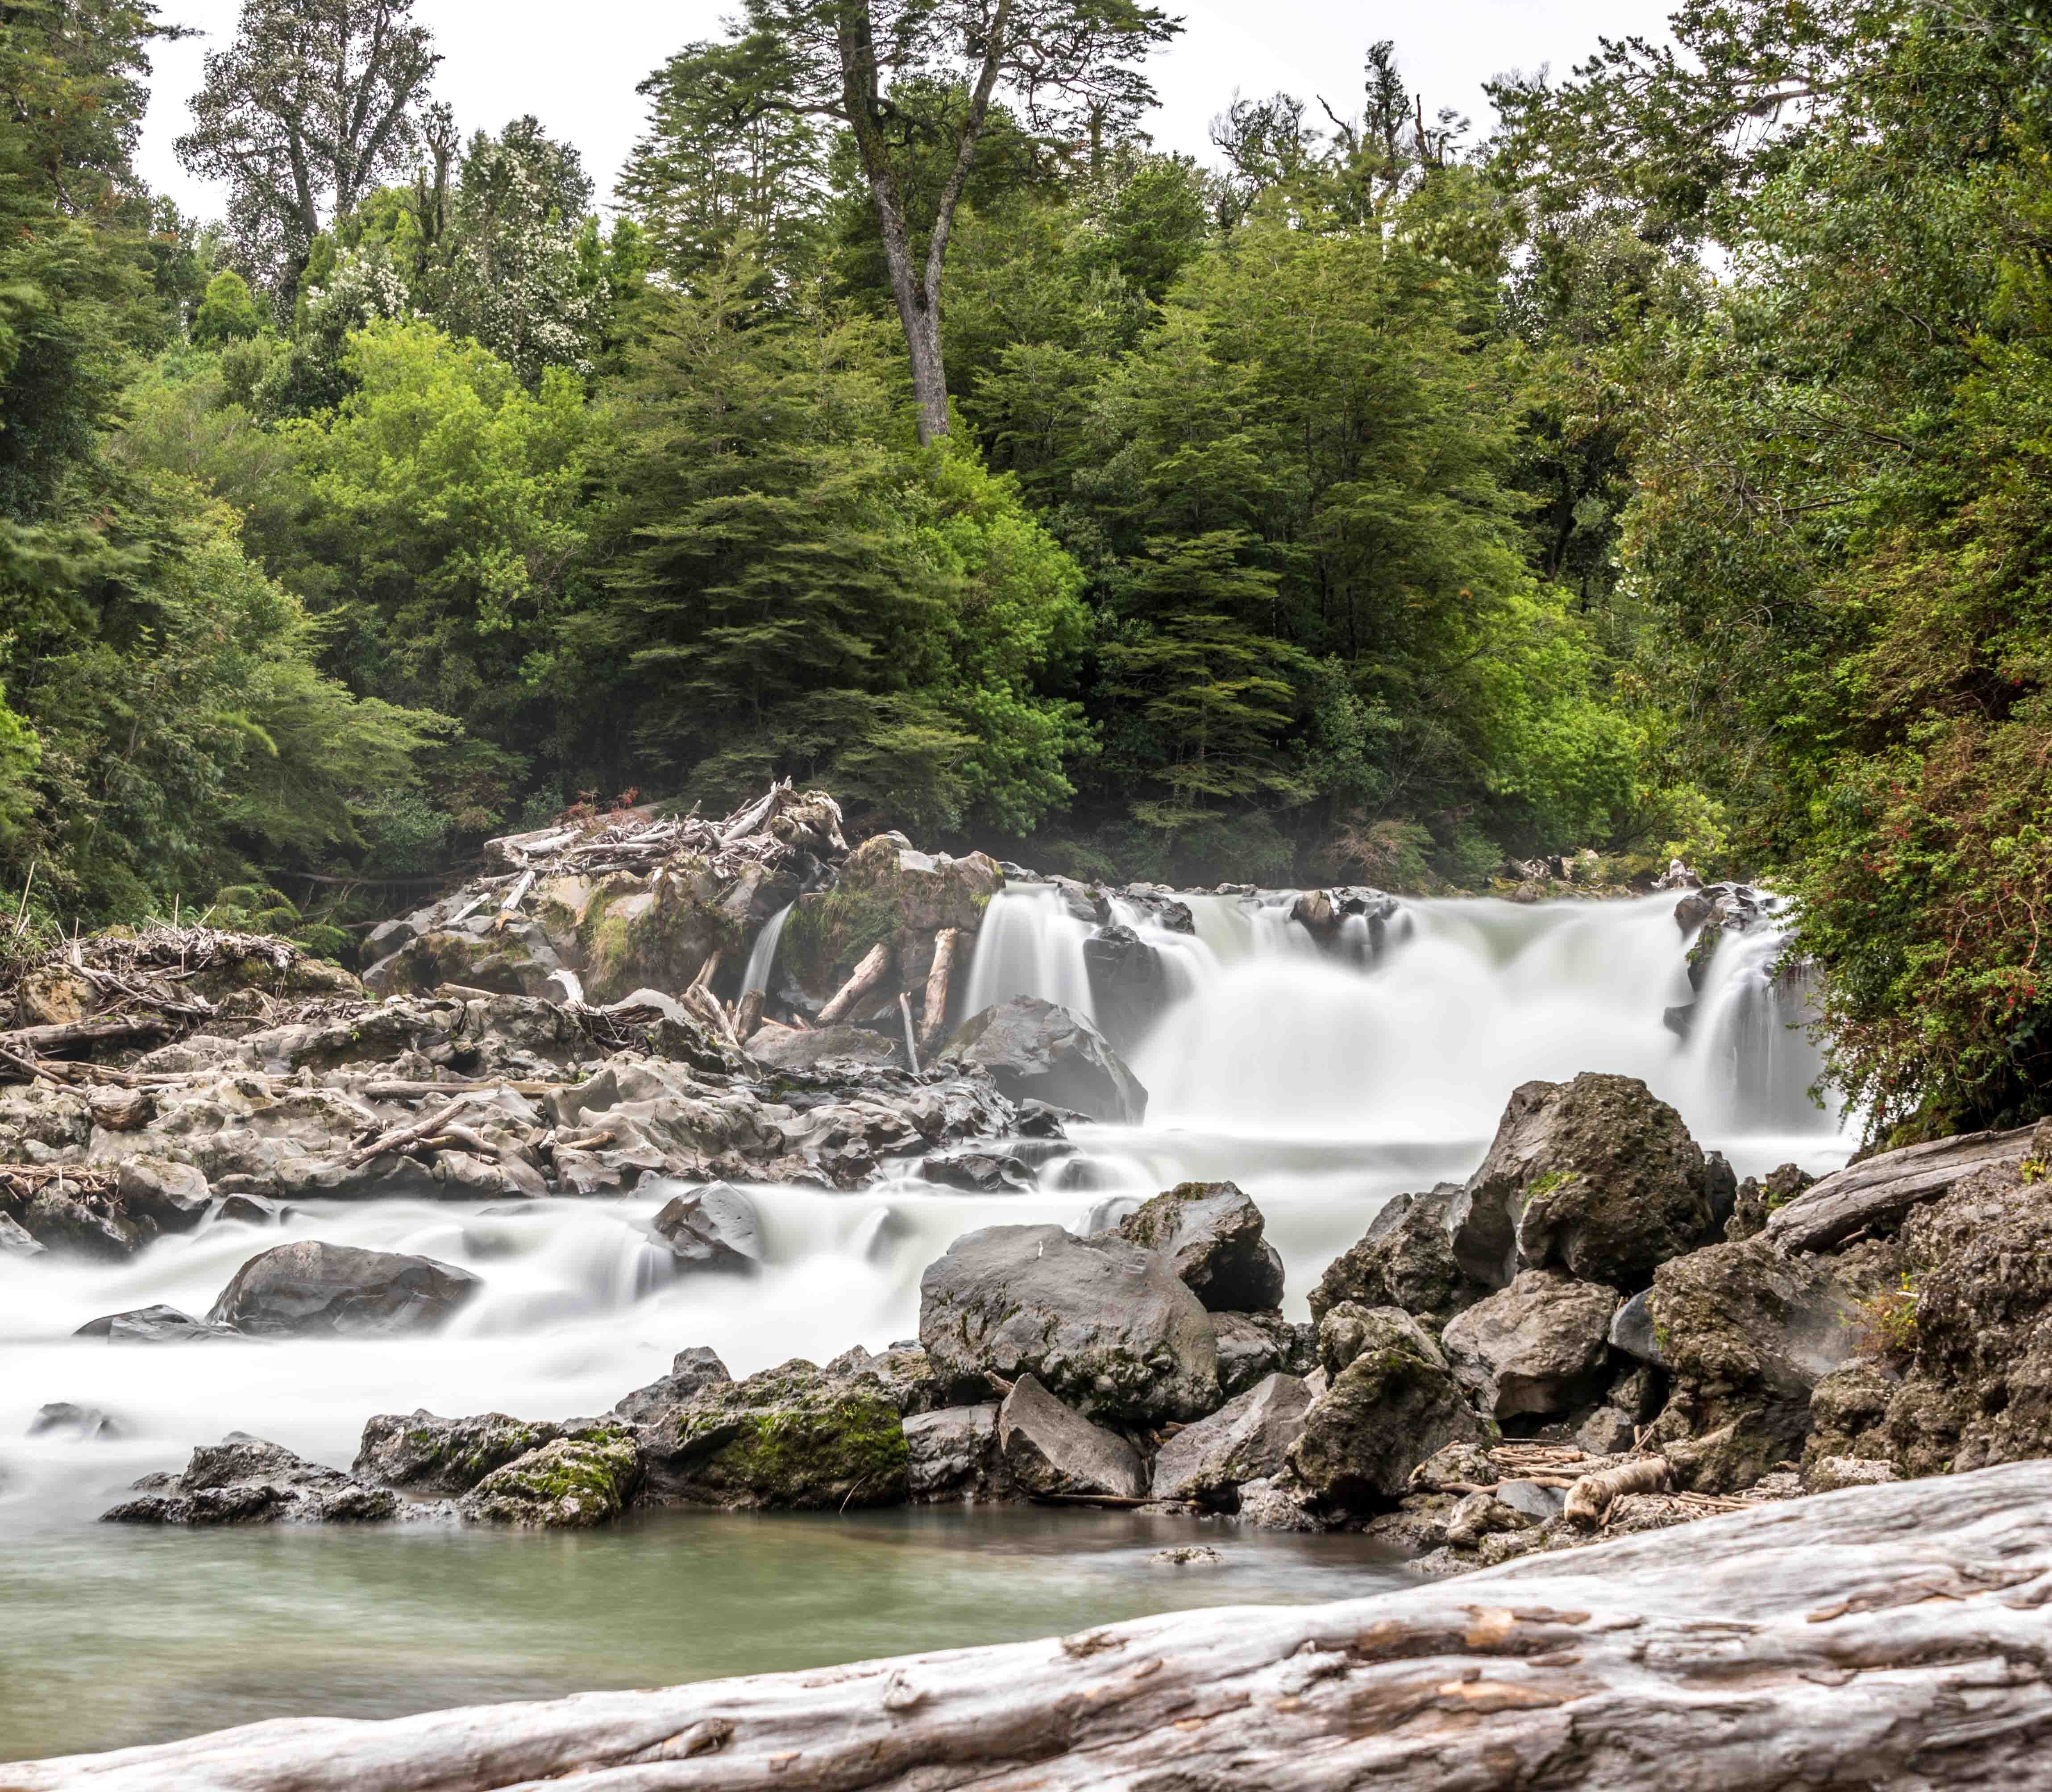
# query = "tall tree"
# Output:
<box><xmin>697</xmin><ymin>0</ymin><xmax>1180</xmax><ymax>444</ymax></box>
<box><xmin>176</xmin><ymin>0</ymin><xmax>440</xmax><ymax>297</ymax></box>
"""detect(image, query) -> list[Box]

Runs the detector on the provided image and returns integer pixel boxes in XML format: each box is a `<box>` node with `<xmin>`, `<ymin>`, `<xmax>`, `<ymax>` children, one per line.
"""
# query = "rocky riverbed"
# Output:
<box><xmin>3</xmin><ymin>788</ymin><xmax>2042</xmax><ymax>1777</ymax></box>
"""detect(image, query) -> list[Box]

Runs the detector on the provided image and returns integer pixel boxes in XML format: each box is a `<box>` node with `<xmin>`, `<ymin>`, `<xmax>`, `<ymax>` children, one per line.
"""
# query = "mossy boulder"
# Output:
<box><xmin>1644</xmin><ymin>1236</ymin><xmax>1865</xmax><ymax>1491</ymax></box>
<box><xmin>1310</xmin><ymin>1183</ymin><xmax>1484</xmax><ymax>1330</ymax></box>
<box><xmin>780</xmin><ymin>834</ymin><xmax>1001</xmax><ymax>1001</ymax></box>
<box><xmin>1448</xmin><ymin>1074</ymin><xmax>1727</xmax><ymax>1292</ymax></box>
<box><xmin>578</xmin><ymin>861</ymin><xmax>741</xmax><ymax>1004</ymax></box>
<box><xmin>1287</xmin><ymin>1305</ymin><xmax>1494</xmax><ymax>1510</ymax></box>
<box><xmin>1115</xmin><ymin>1180</ymin><xmax>1284</xmax><ymax>1312</ymax></box>
<box><xmin>457</xmin><ymin>1430</ymin><xmax>644</xmax><ymax>1528</ymax></box>
<box><xmin>640</xmin><ymin>1359</ymin><xmax>911</xmax><ymax>1509</ymax></box>
<box><xmin>362</xmin><ymin>927</ymin><xmax>558</xmax><ymax>1000</ymax></box>
<box><xmin>354</xmin><ymin>1409</ymin><xmax>574</xmax><ymax>1495</ymax></box>
<box><xmin>919</xmin><ymin>1223</ymin><xmax>1218</xmax><ymax>1423</ymax></box>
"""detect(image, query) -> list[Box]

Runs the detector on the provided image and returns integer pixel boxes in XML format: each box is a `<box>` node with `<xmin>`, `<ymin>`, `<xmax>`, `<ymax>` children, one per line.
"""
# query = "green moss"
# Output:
<box><xmin>781</xmin><ymin>889</ymin><xmax>899</xmax><ymax>991</ymax></box>
<box><xmin>1527</xmin><ymin>1168</ymin><xmax>1573</xmax><ymax>1201</ymax></box>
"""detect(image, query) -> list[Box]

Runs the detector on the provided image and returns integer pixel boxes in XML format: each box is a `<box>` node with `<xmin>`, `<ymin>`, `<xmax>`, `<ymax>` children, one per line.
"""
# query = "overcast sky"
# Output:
<box><xmin>134</xmin><ymin>0</ymin><xmax>1670</xmax><ymax>220</ymax></box>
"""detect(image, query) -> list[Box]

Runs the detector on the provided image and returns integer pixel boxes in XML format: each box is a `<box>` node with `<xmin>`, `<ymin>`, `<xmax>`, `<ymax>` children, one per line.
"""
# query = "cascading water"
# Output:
<box><xmin>0</xmin><ymin>876</ymin><xmax>1854</xmax><ymax>1760</ymax></box>
<box><xmin>742</xmin><ymin>901</ymin><xmax>793</xmax><ymax>993</ymax></box>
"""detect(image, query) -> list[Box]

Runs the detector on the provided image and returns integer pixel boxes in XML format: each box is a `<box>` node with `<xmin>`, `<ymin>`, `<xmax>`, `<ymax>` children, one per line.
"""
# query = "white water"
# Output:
<box><xmin>742</xmin><ymin>902</ymin><xmax>793</xmax><ymax>993</ymax></box>
<box><xmin>0</xmin><ymin>885</ymin><xmax>1852</xmax><ymax>1538</ymax></box>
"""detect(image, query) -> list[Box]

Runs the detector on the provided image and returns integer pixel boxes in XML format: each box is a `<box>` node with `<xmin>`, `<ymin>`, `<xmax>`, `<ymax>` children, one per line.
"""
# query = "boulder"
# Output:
<box><xmin>1308</xmin><ymin>1183</ymin><xmax>1483</xmax><ymax>1328</ymax></box>
<box><xmin>354</xmin><ymin>1410</ymin><xmax>579</xmax><ymax>1495</ymax></box>
<box><xmin>1114</xmin><ymin>1181</ymin><xmax>1284</xmax><ymax>1311</ymax></box>
<box><xmin>611</xmin><ymin>1345</ymin><xmax>734</xmax><ymax>1424</ymax></box>
<box><xmin>1608</xmin><ymin>1288</ymin><xmax>1667</xmax><ymax>1366</ymax></box>
<box><xmin>940</xmin><ymin>999</ymin><xmax>1147</xmax><ymax>1125</ymax></box>
<box><xmin>457</xmin><ymin>1432</ymin><xmax>644</xmax><ymax>1528</ymax></box>
<box><xmin>207</xmin><ymin>1240</ymin><xmax>481</xmax><ymax>1338</ymax></box>
<box><xmin>918</xmin><ymin>1223</ymin><xmax>1219</xmax><ymax>1423</ymax></box>
<box><xmin>1315</xmin><ymin>1300</ymin><xmax>1441</xmax><ymax>1377</ymax></box>
<box><xmin>1211</xmin><ymin>1310</ymin><xmax>1309</xmax><ymax>1396</ymax></box>
<box><xmin>904</xmin><ymin>1404</ymin><xmax>1004</xmax><ymax>1502</ymax></box>
<box><xmin>995</xmin><ymin>1374</ymin><xmax>1147</xmax><ymax>1499</ymax></box>
<box><xmin>1289</xmin><ymin>1307</ymin><xmax>1492</xmax><ymax>1509</ymax></box>
<box><xmin>0</xmin><ymin>1212</ymin><xmax>44</xmax><ymax>1257</ymax></box>
<box><xmin>820</xmin><ymin>1343</ymin><xmax>947</xmax><ymax>1417</ymax></box>
<box><xmin>1150</xmin><ymin>1373</ymin><xmax>1313</xmax><ymax>1507</ymax></box>
<box><xmin>101</xmin><ymin>1435</ymin><xmax>404</xmax><ymax>1526</ymax></box>
<box><xmin>1807</xmin><ymin>1454</ymin><xmax>1901</xmax><ymax>1493</ymax></box>
<box><xmin>779</xmin><ymin>835</ymin><xmax>1001</xmax><ymax>1005</ymax></box>
<box><xmin>75</xmin><ymin>1303</ymin><xmax>241</xmax><ymax>1344</ymax></box>
<box><xmin>1447</xmin><ymin>1074</ymin><xmax>1722</xmax><ymax>1291</ymax></box>
<box><xmin>649</xmin><ymin>1182</ymin><xmax>762</xmax><ymax>1268</ymax></box>
<box><xmin>1439</xmin><ymin>1269</ymin><xmax>1619</xmax><ymax>1421</ymax></box>
<box><xmin>639</xmin><ymin>1358</ymin><xmax>910</xmax><ymax>1509</ymax></box>
<box><xmin>746</xmin><ymin>1025</ymin><xmax>898</xmax><ymax>1071</ymax></box>
<box><xmin>1080</xmin><ymin>925</ymin><xmax>1166</xmax><ymax>1056</ymax></box>
<box><xmin>28</xmin><ymin>1402</ymin><xmax>117</xmax><ymax>1439</ymax></box>
<box><xmin>1644</xmin><ymin>1236</ymin><xmax>1865</xmax><ymax>1492</ymax></box>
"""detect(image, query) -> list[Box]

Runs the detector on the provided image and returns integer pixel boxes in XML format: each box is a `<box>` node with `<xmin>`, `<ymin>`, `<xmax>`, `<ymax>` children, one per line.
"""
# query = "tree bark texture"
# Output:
<box><xmin>14</xmin><ymin>1461</ymin><xmax>2052</xmax><ymax>1790</ymax></box>
<box><xmin>1765</xmin><ymin>1123</ymin><xmax>2036</xmax><ymax>1253</ymax></box>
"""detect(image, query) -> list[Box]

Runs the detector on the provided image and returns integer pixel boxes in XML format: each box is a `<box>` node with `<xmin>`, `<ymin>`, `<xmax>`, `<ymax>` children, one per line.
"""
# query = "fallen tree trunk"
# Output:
<box><xmin>1765</xmin><ymin>1123</ymin><xmax>2037</xmax><ymax>1253</ymax></box>
<box><xmin>1561</xmin><ymin>1454</ymin><xmax>1671</xmax><ymax>1528</ymax></box>
<box><xmin>919</xmin><ymin>927</ymin><xmax>960</xmax><ymax>1050</ymax></box>
<box><xmin>0</xmin><ymin>1016</ymin><xmax>170</xmax><ymax>1058</ymax></box>
<box><xmin>817</xmin><ymin>943</ymin><xmax>890</xmax><ymax>1028</ymax></box>
<box><xmin>16</xmin><ymin>1463</ymin><xmax>2052</xmax><ymax>1791</ymax></box>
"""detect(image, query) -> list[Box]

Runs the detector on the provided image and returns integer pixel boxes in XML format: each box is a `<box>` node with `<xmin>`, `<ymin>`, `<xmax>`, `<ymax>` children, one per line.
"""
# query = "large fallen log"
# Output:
<box><xmin>919</xmin><ymin>926</ymin><xmax>960</xmax><ymax>1050</ymax></box>
<box><xmin>1764</xmin><ymin>1122</ymin><xmax>2037</xmax><ymax>1253</ymax></box>
<box><xmin>816</xmin><ymin>942</ymin><xmax>890</xmax><ymax>1028</ymax></box>
<box><xmin>15</xmin><ymin>1463</ymin><xmax>2052</xmax><ymax>1791</ymax></box>
<box><xmin>0</xmin><ymin>1016</ymin><xmax>171</xmax><ymax>1058</ymax></box>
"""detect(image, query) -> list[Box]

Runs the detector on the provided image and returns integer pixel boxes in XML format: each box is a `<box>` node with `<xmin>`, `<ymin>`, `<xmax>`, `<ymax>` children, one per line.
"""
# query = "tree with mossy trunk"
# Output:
<box><xmin>689</xmin><ymin>0</ymin><xmax>1179</xmax><ymax>445</ymax></box>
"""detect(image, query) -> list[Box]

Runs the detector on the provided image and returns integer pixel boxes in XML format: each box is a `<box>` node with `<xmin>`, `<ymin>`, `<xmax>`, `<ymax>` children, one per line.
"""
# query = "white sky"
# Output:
<box><xmin>134</xmin><ymin>0</ymin><xmax>1672</xmax><ymax>220</ymax></box>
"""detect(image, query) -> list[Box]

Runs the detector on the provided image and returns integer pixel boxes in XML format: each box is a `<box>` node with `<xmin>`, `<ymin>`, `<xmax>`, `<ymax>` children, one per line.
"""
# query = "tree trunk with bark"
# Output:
<box><xmin>17</xmin><ymin>1462</ymin><xmax>2052</xmax><ymax>1790</ymax></box>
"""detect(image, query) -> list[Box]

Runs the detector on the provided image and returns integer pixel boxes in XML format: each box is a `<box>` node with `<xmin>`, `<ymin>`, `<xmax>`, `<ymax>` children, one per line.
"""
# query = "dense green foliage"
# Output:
<box><xmin>12</xmin><ymin>0</ymin><xmax>2052</xmax><ymax>1136</ymax></box>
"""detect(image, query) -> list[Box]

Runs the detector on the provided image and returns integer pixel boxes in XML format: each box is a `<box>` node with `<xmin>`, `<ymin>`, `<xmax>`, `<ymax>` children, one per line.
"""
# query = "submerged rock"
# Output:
<box><xmin>1115</xmin><ymin>1181</ymin><xmax>1285</xmax><ymax>1312</ymax></box>
<box><xmin>75</xmin><ymin>1303</ymin><xmax>241</xmax><ymax>1344</ymax></box>
<box><xmin>649</xmin><ymin>1181</ymin><xmax>762</xmax><ymax>1268</ymax></box>
<box><xmin>29</xmin><ymin>1402</ymin><xmax>118</xmax><ymax>1439</ymax></box>
<box><xmin>996</xmin><ymin>1374</ymin><xmax>1147</xmax><ymax>1500</ymax></box>
<box><xmin>918</xmin><ymin>1223</ymin><xmax>1219</xmax><ymax>1423</ymax></box>
<box><xmin>208</xmin><ymin>1240</ymin><xmax>482</xmax><ymax>1337</ymax></box>
<box><xmin>940</xmin><ymin>998</ymin><xmax>1147</xmax><ymax>1125</ymax></box>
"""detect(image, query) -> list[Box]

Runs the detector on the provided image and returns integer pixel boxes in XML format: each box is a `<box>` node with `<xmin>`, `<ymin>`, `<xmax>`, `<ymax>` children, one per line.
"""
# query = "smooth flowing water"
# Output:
<box><xmin>0</xmin><ymin>885</ymin><xmax>1852</xmax><ymax>1761</ymax></box>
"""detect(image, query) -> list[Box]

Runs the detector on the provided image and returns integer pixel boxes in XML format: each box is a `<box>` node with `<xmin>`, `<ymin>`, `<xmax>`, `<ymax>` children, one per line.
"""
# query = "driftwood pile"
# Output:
<box><xmin>483</xmin><ymin>780</ymin><xmax>848</xmax><ymax>887</ymax></box>
<box><xmin>16</xmin><ymin>1461</ymin><xmax>2051</xmax><ymax>1790</ymax></box>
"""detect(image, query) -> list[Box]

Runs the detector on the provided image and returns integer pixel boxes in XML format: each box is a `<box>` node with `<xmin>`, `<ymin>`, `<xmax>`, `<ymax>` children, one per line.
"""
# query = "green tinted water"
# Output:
<box><xmin>0</xmin><ymin>1506</ymin><xmax>1407</xmax><ymax>1763</ymax></box>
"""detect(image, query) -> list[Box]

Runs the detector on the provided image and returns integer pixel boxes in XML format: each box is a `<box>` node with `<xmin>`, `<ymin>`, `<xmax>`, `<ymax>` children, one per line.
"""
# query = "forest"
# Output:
<box><xmin>1</xmin><ymin>0</ymin><xmax>2049</xmax><ymax>1142</ymax></box>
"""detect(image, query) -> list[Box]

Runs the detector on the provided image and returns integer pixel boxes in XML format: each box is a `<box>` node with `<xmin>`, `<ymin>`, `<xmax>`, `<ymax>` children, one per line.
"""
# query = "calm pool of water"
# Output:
<box><xmin>0</xmin><ymin>1502</ymin><xmax>1408</xmax><ymax>1763</ymax></box>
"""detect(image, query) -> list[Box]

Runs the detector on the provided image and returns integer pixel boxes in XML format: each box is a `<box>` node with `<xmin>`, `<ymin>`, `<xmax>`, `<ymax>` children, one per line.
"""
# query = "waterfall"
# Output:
<box><xmin>957</xmin><ymin>885</ymin><xmax>1098</xmax><ymax>1020</ymax></box>
<box><xmin>742</xmin><ymin>902</ymin><xmax>793</xmax><ymax>994</ymax></box>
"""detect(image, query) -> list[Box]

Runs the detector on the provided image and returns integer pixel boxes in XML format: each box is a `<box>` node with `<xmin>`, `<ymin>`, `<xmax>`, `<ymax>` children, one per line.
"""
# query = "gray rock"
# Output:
<box><xmin>1150</xmin><ymin>1373</ymin><xmax>1313</xmax><ymax>1507</ymax></box>
<box><xmin>1316</xmin><ymin>1301</ymin><xmax>1446</xmax><ymax>1378</ymax></box>
<box><xmin>1288</xmin><ymin>1307</ymin><xmax>1492</xmax><ymax>1510</ymax></box>
<box><xmin>1309</xmin><ymin>1183</ymin><xmax>1482</xmax><ymax>1330</ymax></box>
<box><xmin>650</xmin><ymin>1182</ymin><xmax>762</xmax><ymax>1267</ymax></box>
<box><xmin>1495</xmin><ymin>1478</ymin><xmax>1566</xmax><ymax>1521</ymax></box>
<box><xmin>1211</xmin><ymin>1310</ymin><xmax>1308</xmax><ymax>1396</ymax></box>
<box><xmin>457</xmin><ymin>1431</ymin><xmax>644</xmax><ymax>1528</ymax></box>
<box><xmin>904</xmin><ymin>1404</ymin><xmax>1002</xmax><ymax>1501</ymax></box>
<box><xmin>1439</xmin><ymin>1268</ymin><xmax>1619</xmax><ymax>1420</ymax></box>
<box><xmin>1116</xmin><ymin>1181</ymin><xmax>1285</xmax><ymax>1311</ymax></box>
<box><xmin>612</xmin><ymin>1345</ymin><xmax>735</xmax><ymax>1423</ymax></box>
<box><xmin>1807</xmin><ymin>1455</ymin><xmax>1902</xmax><ymax>1493</ymax></box>
<box><xmin>747</xmin><ymin>1025</ymin><xmax>899</xmax><ymax>1071</ymax></box>
<box><xmin>1608</xmin><ymin>1287</ymin><xmax>1669</xmax><ymax>1365</ymax></box>
<box><xmin>820</xmin><ymin>1343</ymin><xmax>946</xmax><ymax>1416</ymax></box>
<box><xmin>940</xmin><ymin>998</ymin><xmax>1147</xmax><ymax>1124</ymax></box>
<box><xmin>0</xmin><ymin>1212</ymin><xmax>46</xmax><ymax>1257</ymax></box>
<box><xmin>75</xmin><ymin>1303</ymin><xmax>241</xmax><ymax>1344</ymax></box>
<box><xmin>354</xmin><ymin>1410</ymin><xmax>578</xmax><ymax>1494</ymax></box>
<box><xmin>208</xmin><ymin>1240</ymin><xmax>482</xmax><ymax>1337</ymax></box>
<box><xmin>1234</xmin><ymin>1474</ymin><xmax>1325</xmax><ymax>1531</ymax></box>
<box><xmin>1444</xmin><ymin>1490</ymin><xmax>1535</xmax><ymax>1550</ymax></box>
<box><xmin>1081</xmin><ymin>925</ymin><xmax>1166</xmax><ymax>1056</ymax></box>
<box><xmin>1575</xmin><ymin>1405</ymin><xmax>1638</xmax><ymax>1455</ymax></box>
<box><xmin>1446</xmin><ymin>1074</ymin><xmax>1723</xmax><ymax>1291</ymax></box>
<box><xmin>101</xmin><ymin>1435</ymin><xmax>407</xmax><ymax>1526</ymax></box>
<box><xmin>113</xmin><ymin>1158</ymin><xmax>212</xmax><ymax>1233</ymax></box>
<box><xmin>918</xmin><ymin>1223</ymin><xmax>1219</xmax><ymax>1423</ymax></box>
<box><xmin>213</xmin><ymin>1192</ymin><xmax>289</xmax><ymax>1227</ymax></box>
<box><xmin>1150</xmin><ymin>1545</ymin><xmax>1223</xmax><ymax>1566</ymax></box>
<box><xmin>29</xmin><ymin>1402</ymin><xmax>117</xmax><ymax>1439</ymax></box>
<box><xmin>996</xmin><ymin>1374</ymin><xmax>1147</xmax><ymax>1499</ymax></box>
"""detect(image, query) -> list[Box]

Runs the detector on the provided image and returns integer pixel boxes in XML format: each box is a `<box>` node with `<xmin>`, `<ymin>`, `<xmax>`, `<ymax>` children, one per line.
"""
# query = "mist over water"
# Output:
<box><xmin>0</xmin><ymin>882</ymin><xmax>1852</xmax><ymax>1759</ymax></box>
